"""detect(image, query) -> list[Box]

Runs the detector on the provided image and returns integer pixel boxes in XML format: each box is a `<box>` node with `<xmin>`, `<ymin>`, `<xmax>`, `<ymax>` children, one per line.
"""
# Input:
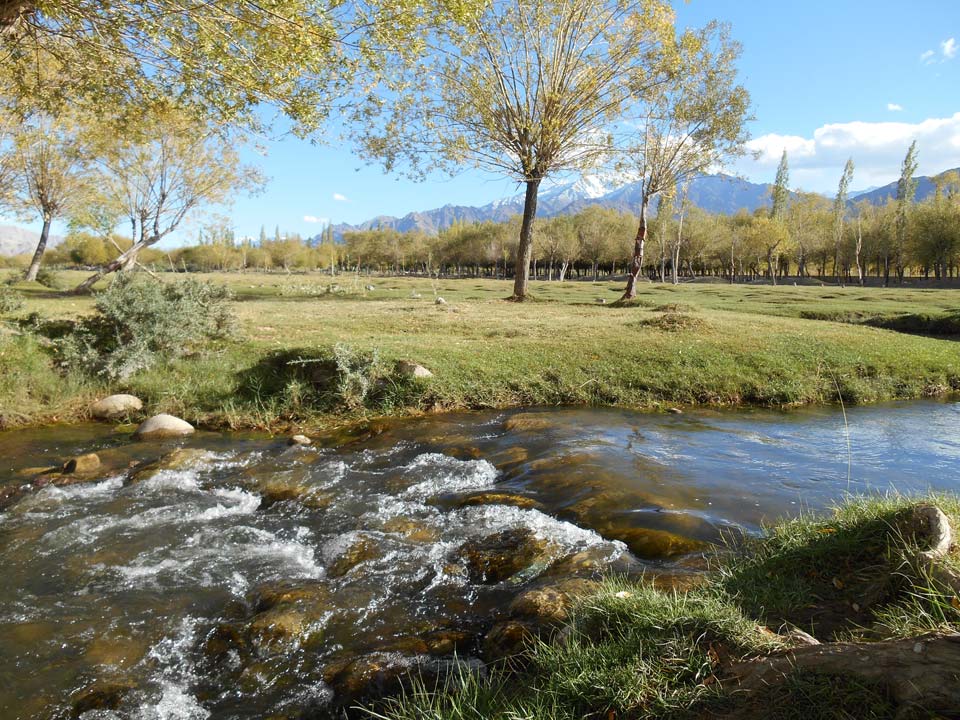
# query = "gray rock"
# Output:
<box><xmin>287</xmin><ymin>434</ymin><xmax>313</xmax><ymax>446</ymax></box>
<box><xmin>90</xmin><ymin>394</ymin><xmax>143</xmax><ymax>420</ymax></box>
<box><xmin>395</xmin><ymin>361</ymin><xmax>434</xmax><ymax>379</ymax></box>
<box><xmin>133</xmin><ymin>414</ymin><xmax>195</xmax><ymax>440</ymax></box>
<box><xmin>365</xmin><ymin>284</ymin><xmax>375</xmax><ymax>291</ymax></box>
<box><xmin>435</xmin><ymin>297</ymin><xmax>447</xmax><ymax>305</ymax></box>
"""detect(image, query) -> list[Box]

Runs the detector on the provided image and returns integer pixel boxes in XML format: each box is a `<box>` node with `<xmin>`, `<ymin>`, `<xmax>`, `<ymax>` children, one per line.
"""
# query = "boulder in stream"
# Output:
<box><xmin>457</xmin><ymin>528</ymin><xmax>549</xmax><ymax>584</ymax></box>
<box><xmin>133</xmin><ymin>414</ymin><xmax>195</xmax><ymax>440</ymax></box>
<box><xmin>61</xmin><ymin>452</ymin><xmax>101</xmax><ymax>475</ymax></box>
<box><xmin>90</xmin><ymin>394</ymin><xmax>143</xmax><ymax>420</ymax></box>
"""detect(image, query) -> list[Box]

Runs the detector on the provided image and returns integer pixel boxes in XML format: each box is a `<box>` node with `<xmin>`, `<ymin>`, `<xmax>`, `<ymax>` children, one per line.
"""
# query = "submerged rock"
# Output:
<box><xmin>457</xmin><ymin>528</ymin><xmax>548</xmax><ymax>584</ymax></box>
<box><xmin>70</xmin><ymin>680</ymin><xmax>135</xmax><ymax>716</ymax></box>
<box><xmin>62</xmin><ymin>452</ymin><xmax>101</xmax><ymax>475</ymax></box>
<box><xmin>133</xmin><ymin>414</ymin><xmax>195</xmax><ymax>440</ymax></box>
<box><xmin>327</xmin><ymin>536</ymin><xmax>380</xmax><ymax>578</ymax></box>
<box><xmin>502</xmin><ymin>413</ymin><xmax>553</xmax><ymax>432</ymax></box>
<box><xmin>600</xmin><ymin>525</ymin><xmax>707</xmax><ymax>559</ymax></box>
<box><xmin>126</xmin><ymin>447</ymin><xmax>215</xmax><ymax>484</ymax></box>
<box><xmin>508</xmin><ymin>578</ymin><xmax>599</xmax><ymax>625</ymax></box>
<box><xmin>90</xmin><ymin>394</ymin><xmax>143</xmax><ymax>420</ymax></box>
<box><xmin>482</xmin><ymin>619</ymin><xmax>536</xmax><ymax>662</ymax></box>
<box><xmin>458</xmin><ymin>492</ymin><xmax>542</xmax><ymax>510</ymax></box>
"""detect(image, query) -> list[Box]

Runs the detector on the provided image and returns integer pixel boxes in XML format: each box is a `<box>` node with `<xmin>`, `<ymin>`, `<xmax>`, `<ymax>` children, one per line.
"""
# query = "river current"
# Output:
<box><xmin>1</xmin><ymin>401</ymin><xmax>958</xmax><ymax>719</ymax></box>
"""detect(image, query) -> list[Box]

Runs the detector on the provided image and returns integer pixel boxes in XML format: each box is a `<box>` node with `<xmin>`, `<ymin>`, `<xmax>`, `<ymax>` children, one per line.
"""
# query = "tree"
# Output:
<box><xmin>72</xmin><ymin>109</ymin><xmax>262</xmax><ymax>293</ymax></box>
<box><xmin>832</xmin><ymin>158</ymin><xmax>854</xmax><ymax>285</ymax></box>
<box><xmin>764</xmin><ymin>150</ymin><xmax>790</xmax><ymax>284</ymax></box>
<box><xmin>893</xmin><ymin>140</ymin><xmax>919</xmax><ymax>285</ymax></box>
<box><xmin>356</xmin><ymin>0</ymin><xmax>675</xmax><ymax>300</ymax></box>
<box><xmin>0</xmin><ymin>0</ymin><xmax>461</xmax><ymax>135</ymax></box>
<box><xmin>787</xmin><ymin>191</ymin><xmax>831</xmax><ymax>279</ymax></box>
<box><xmin>620</xmin><ymin>21</ymin><xmax>751</xmax><ymax>299</ymax></box>
<box><xmin>7</xmin><ymin>113</ymin><xmax>93</xmax><ymax>281</ymax></box>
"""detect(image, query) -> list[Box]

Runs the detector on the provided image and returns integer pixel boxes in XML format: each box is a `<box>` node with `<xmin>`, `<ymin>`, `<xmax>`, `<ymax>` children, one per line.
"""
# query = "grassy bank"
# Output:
<box><xmin>372</xmin><ymin>494</ymin><xmax>960</xmax><ymax>720</ymax></box>
<box><xmin>1</xmin><ymin>271</ymin><xmax>958</xmax><ymax>430</ymax></box>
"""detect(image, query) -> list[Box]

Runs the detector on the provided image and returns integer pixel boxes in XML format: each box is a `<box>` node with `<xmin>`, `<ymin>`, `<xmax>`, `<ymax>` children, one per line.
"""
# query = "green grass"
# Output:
<box><xmin>1</xmin><ymin>272</ymin><xmax>958</xmax><ymax>430</ymax></box>
<box><xmin>366</xmin><ymin>494</ymin><xmax>960</xmax><ymax>720</ymax></box>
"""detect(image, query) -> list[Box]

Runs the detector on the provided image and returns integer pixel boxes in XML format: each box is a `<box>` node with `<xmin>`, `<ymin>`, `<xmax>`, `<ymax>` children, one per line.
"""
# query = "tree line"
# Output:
<box><xmin>0</xmin><ymin>0</ymin><xmax>954</xmax><ymax>296</ymax></box>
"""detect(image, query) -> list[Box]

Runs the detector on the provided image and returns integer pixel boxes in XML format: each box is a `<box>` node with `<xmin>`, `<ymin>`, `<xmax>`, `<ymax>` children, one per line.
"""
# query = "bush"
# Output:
<box><xmin>238</xmin><ymin>343</ymin><xmax>427</xmax><ymax>416</ymax></box>
<box><xmin>34</xmin><ymin>267</ymin><xmax>65</xmax><ymax>290</ymax></box>
<box><xmin>57</xmin><ymin>274</ymin><xmax>236</xmax><ymax>380</ymax></box>
<box><xmin>0</xmin><ymin>286</ymin><xmax>23</xmax><ymax>315</ymax></box>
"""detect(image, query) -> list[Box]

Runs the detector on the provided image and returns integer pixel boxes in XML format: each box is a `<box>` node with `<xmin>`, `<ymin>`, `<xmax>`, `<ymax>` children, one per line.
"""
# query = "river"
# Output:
<box><xmin>1</xmin><ymin>401</ymin><xmax>958</xmax><ymax>719</ymax></box>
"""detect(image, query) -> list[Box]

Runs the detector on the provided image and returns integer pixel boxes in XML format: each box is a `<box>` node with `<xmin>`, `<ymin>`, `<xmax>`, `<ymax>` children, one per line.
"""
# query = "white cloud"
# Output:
<box><xmin>332</xmin><ymin>193</ymin><xmax>349</xmax><ymax>202</ymax></box>
<box><xmin>887</xmin><ymin>103</ymin><xmax>903</xmax><ymax>112</ymax></box>
<box><xmin>738</xmin><ymin>112</ymin><xmax>960</xmax><ymax>192</ymax></box>
<box><xmin>920</xmin><ymin>49</ymin><xmax>936</xmax><ymax>64</ymax></box>
<box><xmin>303</xmin><ymin>215</ymin><xmax>329</xmax><ymax>224</ymax></box>
<box><xmin>943</xmin><ymin>37</ymin><xmax>958</xmax><ymax>60</ymax></box>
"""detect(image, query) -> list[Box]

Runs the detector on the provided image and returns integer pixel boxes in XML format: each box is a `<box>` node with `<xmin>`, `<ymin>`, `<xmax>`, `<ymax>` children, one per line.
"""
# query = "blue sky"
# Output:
<box><xmin>5</xmin><ymin>1</ymin><xmax>960</xmax><ymax>245</ymax></box>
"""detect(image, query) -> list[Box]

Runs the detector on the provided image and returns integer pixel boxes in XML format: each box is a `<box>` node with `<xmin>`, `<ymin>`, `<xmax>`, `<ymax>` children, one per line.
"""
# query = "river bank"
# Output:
<box><xmin>2</xmin><ymin>274</ymin><xmax>959</xmax><ymax>432</ymax></box>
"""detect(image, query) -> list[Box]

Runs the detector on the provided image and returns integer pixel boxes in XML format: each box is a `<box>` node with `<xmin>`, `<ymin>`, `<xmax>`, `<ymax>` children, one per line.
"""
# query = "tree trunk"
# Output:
<box><xmin>622</xmin><ymin>194</ymin><xmax>650</xmax><ymax>300</ymax></box>
<box><xmin>24</xmin><ymin>215</ymin><xmax>53</xmax><ymax>282</ymax></box>
<box><xmin>511</xmin><ymin>171</ymin><xmax>540</xmax><ymax>301</ymax></box>
<box><xmin>559</xmin><ymin>261</ymin><xmax>569</xmax><ymax>282</ymax></box>
<box><xmin>72</xmin><ymin>234</ymin><xmax>158</xmax><ymax>294</ymax></box>
<box><xmin>766</xmin><ymin>247</ymin><xmax>777</xmax><ymax>286</ymax></box>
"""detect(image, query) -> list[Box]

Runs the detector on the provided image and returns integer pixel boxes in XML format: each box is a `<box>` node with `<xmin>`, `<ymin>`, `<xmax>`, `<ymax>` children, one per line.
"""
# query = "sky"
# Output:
<box><xmin>4</xmin><ymin>0</ymin><xmax>960</xmax><ymax>246</ymax></box>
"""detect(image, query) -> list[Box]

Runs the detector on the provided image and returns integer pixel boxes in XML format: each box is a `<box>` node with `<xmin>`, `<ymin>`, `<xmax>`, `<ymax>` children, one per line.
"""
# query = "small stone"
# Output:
<box><xmin>365</xmin><ymin>284</ymin><xmax>375</xmax><ymax>291</ymax></box>
<box><xmin>90</xmin><ymin>394</ymin><xmax>143</xmax><ymax>420</ymax></box>
<box><xmin>667</xmin><ymin>407</ymin><xmax>683</xmax><ymax>414</ymax></box>
<box><xmin>435</xmin><ymin>297</ymin><xmax>447</xmax><ymax>305</ymax></box>
<box><xmin>133</xmin><ymin>414</ymin><xmax>195</xmax><ymax>440</ymax></box>
<box><xmin>288</xmin><ymin>434</ymin><xmax>313</xmax><ymax>446</ymax></box>
<box><xmin>597</xmin><ymin>298</ymin><xmax>606</xmax><ymax>304</ymax></box>
<box><xmin>395</xmin><ymin>360</ymin><xmax>433</xmax><ymax>379</ymax></box>
<box><xmin>62</xmin><ymin>453</ymin><xmax>101</xmax><ymax>474</ymax></box>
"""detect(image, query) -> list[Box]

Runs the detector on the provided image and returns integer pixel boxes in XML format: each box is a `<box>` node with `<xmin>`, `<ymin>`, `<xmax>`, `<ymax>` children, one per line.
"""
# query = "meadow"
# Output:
<box><xmin>1</xmin><ymin>270</ymin><xmax>957</xmax><ymax>431</ymax></box>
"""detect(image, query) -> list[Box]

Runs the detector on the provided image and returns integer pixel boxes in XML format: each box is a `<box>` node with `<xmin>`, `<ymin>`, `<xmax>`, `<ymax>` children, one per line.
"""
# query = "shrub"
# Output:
<box><xmin>57</xmin><ymin>274</ymin><xmax>236</xmax><ymax>380</ymax></box>
<box><xmin>0</xmin><ymin>286</ymin><xmax>23</xmax><ymax>315</ymax></box>
<box><xmin>238</xmin><ymin>343</ymin><xmax>427</xmax><ymax>416</ymax></box>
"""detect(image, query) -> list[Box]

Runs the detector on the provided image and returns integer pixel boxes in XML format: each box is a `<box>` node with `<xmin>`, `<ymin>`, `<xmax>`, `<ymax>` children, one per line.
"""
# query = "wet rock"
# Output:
<box><xmin>600</xmin><ymin>525</ymin><xmax>707</xmax><ymax>559</ymax></box>
<box><xmin>459</xmin><ymin>492</ymin><xmax>542</xmax><ymax>510</ymax></box>
<box><xmin>287</xmin><ymin>434</ymin><xmax>313</xmax><ymax>446</ymax></box>
<box><xmin>381</xmin><ymin>517</ymin><xmax>440</xmax><ymax>543</ymax></box>
<box><xmin>245</xmin><ymin>582</ymin><xmax>332</xmax><ymax>652</ymax></box>
<box><xmin>254</xmin><ymin>475</ymin><xmax>332</xmax><ymax>510</ymax></box>
<box><xmin>84</xmin><ymin>634</ymin><xmax>150</xmax><ymax>670</ymax></box>
<box><xmin>503</xmin><ymin>413</ymin><xmax>553</xmax><ymax>432</ymax></box>
<box><xmin>324</xmin><ymin>652</ymin><xmax>417</xmax><ymax>701</ymax></box>
<box><xmin>457</xmin><ymin>528</ymin><xmax>548</xmax><ymax>584</ymax></box>
<box><xmin>70</xmin><ymin>680</ymin><xmax>135</xmax><ymax>716</ymax></box>
<box><xmin>482</xmin><ymin>620</ymin><xmax>536</xmax><ymax>662</ymax></box>
<box><xmin>62</xmin><ymin>452</ymin><xmax>101</xmax><ymax>475</ymax></box>
<box><xmin>127</xmin><ymin>447</ymin><xmax>215</xmax><ymax>484</ymax></box>
<box><xmin>202</xmin><ymin>623</ymin><xmax>248</xmax><ymax>659</ymax></box>
<box><xmin>133</xmin><ymin>413</ymin><xmax>195</xmax><ymax>440</ymax></box>
<box><xmin>489</xmin><ymin>446</ymin><xmax>529</xmax><ymax>471</ymax></box>
<box><xmin>508</xmin><ymin>578</ymin><xmax>599</xmax><ymax>625</ymax></box>
<box><xmin>90</xmin><ymin>394</ymin><xmax>143</xmax><ymax>420</ymax></box>
<box><xmin>423</xmin><ymin>629</ymin><xmax>474</xmax><ymax>656</ymax></box>
<box><xmin>395</xmin><ymin>360</ymin><xmax>433</xmax><ymax>379</ymax></box>
<box><xmin>328</xmin><ymin>536</ymin><xmax>380</xmax><ymax>578</ymax></box>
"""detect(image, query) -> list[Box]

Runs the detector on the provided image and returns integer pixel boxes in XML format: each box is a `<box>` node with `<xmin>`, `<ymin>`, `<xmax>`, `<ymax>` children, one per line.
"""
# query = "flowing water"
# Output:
<box><xmin>1</xmin><ymin>401</ymin><xmax>958</xmax><ymax>719</ymax></box>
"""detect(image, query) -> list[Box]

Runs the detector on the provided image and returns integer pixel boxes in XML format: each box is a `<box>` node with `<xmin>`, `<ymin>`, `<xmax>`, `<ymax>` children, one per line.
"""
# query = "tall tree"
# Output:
<box><xmin>72</xmin><ymin>109</ymin><xmax>262</xmax><ymax>292</ymax></box>
<box><xmin>832</xmin><ymin>158</ymin><xmax>855</xmax><ymax>286</ymax></box>
<box><xmin>355</xmin><ymin>0</ymin><xmax>676</xmax><ymax>301</ymax></box>
<box><xmin>893</xmin><ymin>140</ymin><xmax>919</xmax><ymax>285</ymax></box>
<box><xmin>770</xmin><ymin>150</ymin><xmax>790</xmax><ymax>221</ymax></box>
<box><xmin>619</xmin><ymin>20</ymin><xmax>751</xmax><ymax>299</ymax></box>
<box><xmin>7</xmin><ymin>113</ymin><xmax>92</xmax><ymax>281</ymax></box>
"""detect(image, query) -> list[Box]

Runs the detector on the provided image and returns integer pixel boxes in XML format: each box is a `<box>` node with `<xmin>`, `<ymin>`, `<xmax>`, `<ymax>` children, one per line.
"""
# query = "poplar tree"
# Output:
<box><xmin>766</xmin><ymin>150</ymin><xmax>790</xmax><ymax>284</ymax></box>
<box><xmin>893</xmin><ymin>140</ymin><xmax>919</xmax><ymax>285</ymax></box>
<box><xmin>832</xmin><ymin>158</ymin><xmax>855</xmax><ymax>286</ymax></box>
